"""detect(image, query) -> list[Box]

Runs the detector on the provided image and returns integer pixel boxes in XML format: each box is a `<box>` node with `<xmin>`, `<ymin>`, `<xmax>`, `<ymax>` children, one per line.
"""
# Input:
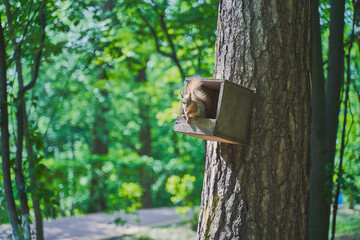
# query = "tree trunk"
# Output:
<box><xmin>135</xmin><ymin>66</ymin><xmax>152</xmax><ymax>157</ymax></box>
<box><xmin>309</xmin><ymin>0</ymin><xmax>328</xmax><ymax>239</ymax></box>
<box><xmin>0</xmin><ymin>19</ymin><xmax>21</xmax><ymax>240</ymax></box>
<box><xmin>197</xmin><ymin>0</ymin><xmax>311</xmax><ymax>239</ymax></box>
<box><xmin>4</xmin><ymin>1</ymin><xmax>31</xmax><ymax>237</ymax></box>
<box><xmin>24</xmin><ymin>115</ymin><xmax>44</xmax><ymax>240</ymax></box>
<box><xmin>14</xmin><ymin>99</ymin><xmax>31</xmax><ymax>240</ymax></box>
<box><xmin>330</xmin><ymin>53</ymin><xmax>351</xmax><ymax>240</ymax></box>
<box><xmin>324</xmin><ymin>0</ymin><xmax>345</xmax><ymax>235</ymax></box>
<box><xmin>89</xmin><ymin>71</ymin><xmax>110</xmax><ymax>212</ymax></box>
<box><xmin>135</xmin><ymin>66</ymin><xmax>153</xmax><ymax>208</ymax></box>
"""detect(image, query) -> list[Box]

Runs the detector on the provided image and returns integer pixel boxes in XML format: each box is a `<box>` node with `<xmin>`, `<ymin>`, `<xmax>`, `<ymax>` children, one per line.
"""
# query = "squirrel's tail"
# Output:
<box><xmin>187</xmin><ymin>80</ymin><xmax>207</xmax><ymax>102</ymax></box>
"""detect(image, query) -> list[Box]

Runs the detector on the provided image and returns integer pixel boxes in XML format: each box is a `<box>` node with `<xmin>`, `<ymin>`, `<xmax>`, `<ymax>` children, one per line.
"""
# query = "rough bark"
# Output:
<box><xmin>0</xmin><ymin>18</ymin><xmax>21</xmax><ymax>240</ymax></box>
<box><xmin>324</xmin><ymin>0</ymin><xmax>345</xmax><ymax>235</ymax></box>
<box><xmin>135</xmin><ymin>66</ymin><xmax>153</xmax><ymax>208</ymax></box>
<box><xmin>309</xmin><ymin>0</ymin><xmax>328</xmax><ymax>239</ymax></box>
<box><xmin>197</xmin><ymin>0</ymin><xmax>311</xmax><ymax>239</ymax></box>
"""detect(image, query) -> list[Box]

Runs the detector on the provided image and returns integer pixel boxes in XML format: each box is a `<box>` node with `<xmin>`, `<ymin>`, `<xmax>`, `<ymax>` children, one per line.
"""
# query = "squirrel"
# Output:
<box><xmin>180</xmin><ymin>80</ymin><xmax>212</xmax><ymax>124</ymax></box>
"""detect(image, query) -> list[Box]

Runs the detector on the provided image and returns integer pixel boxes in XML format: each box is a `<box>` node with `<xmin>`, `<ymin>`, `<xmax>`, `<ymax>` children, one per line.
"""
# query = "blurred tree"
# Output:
<box><xmin>0</xmin><ymin>16</ymin><xmax>21</xmax><ymax>240</ymax></box>
<box><xmin>309</xmin><ymin>0</ymin><xmax>329</xmax><ymax>239</ymax></box>
<box><xmin>1</xmin><ymin>0</ymin><xmax>49</xmax><ymax>238</ymax></box>
<box><xmin>3</xmin><ymin>1</ymin><xmax>47</xmax><ymax>237</ymax></box>
<box><xmin>325</xmin><ymin>0</ymin><xmax>345</xmax><ymax>237</ymax></box>
<box><xmin>135</xmin><ymin>65</ymin><xmax>154</xmax><ymax>208</ymax></box>
<box><xmin>88</xmin><ymin>70</ymin><xmax>111</xmax><ymax>212</ymax></box>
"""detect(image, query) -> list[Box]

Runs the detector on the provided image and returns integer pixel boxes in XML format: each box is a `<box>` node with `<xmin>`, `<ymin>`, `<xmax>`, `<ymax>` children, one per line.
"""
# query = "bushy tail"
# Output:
<box><xmin>186</xmin><ymin>80</ymin><xmax>215</xmax><ymax>118</ymax></box>
<box><xmin>187</xmin><ymin>80</ymin><xmax>207</xmax><ymax>103</ymax></box>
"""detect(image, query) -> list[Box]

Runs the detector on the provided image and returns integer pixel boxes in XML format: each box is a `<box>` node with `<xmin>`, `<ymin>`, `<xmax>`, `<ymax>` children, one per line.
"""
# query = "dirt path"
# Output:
<box><xmin>0</xmin><ymin>207</ymin><xmax>191</xmax><ymax>240</ymax></box>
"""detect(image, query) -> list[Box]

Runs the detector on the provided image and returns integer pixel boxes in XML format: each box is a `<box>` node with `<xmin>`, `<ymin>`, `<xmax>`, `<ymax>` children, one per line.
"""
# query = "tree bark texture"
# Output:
<box><xmin>197</xmin><ymin>0</ymin><xmax>311</xmax><ymax>239</ymax></box>
<box><xmin>309</xmin><ymin>0</ymin><xmax>328</xmax><ymax>239</ymax></box>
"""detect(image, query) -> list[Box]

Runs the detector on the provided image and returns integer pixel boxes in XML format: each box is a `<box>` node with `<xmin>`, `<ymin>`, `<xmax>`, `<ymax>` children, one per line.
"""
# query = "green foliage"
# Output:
<box><xmin>166</xmin><ymin>174</ymin><xmax>196</xmax><ymax>206</ymax></box>
<box><xmin>332</xmin><ymin>208</ymin><xmax>360</xmax><ymax>239</ymax></box>
<box><xmin>0</xmin><ymin>186</ymin><xmax>9</xmax><ymax>224</ymax></box>
<box><xmin>166</xmin><ymin>174</ymin><xmax>197</xmax><ymax>221</ymax></box>
<box><xmin>4</xmin><ymin>0</ymin><xmax>211</xmax><ymax>219</ymax></box>
<box><xmin>114</xmin><ymin>216</ymin><xmax>127</xmax><ymax>227</ymax></box>
<box><xmin>119</xmin><ymin>182</ymin><xmax>143</xmax><ymax>213</ymax></box>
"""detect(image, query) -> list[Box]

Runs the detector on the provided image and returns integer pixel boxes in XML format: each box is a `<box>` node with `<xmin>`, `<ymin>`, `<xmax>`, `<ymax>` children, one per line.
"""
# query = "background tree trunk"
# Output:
<box><xmin>4</xmin><ymin>1</ymin><xmax>32</xmax><ymax>237</ymax></box>
<box><xmin>324</xmin><ymin>0</ymin><xmax>345</xmax><ymax>235</ymax></box>
<box><xmin>89</xmin><ymin>71</ymin><xmax>110</xmax><ymax>212</ymax></box>
<box><xmin>14</xmin><ymin>99</ymin><xmax>31</xmax><ymax>239</ymax></box>
<box><xmin>135</xmin><ymin>66</ymin><xmax>153</xmax><ymax>208</ymax></box>
<box><xmin>25</xmin><ymin>114</ymin><xmax>44</xmax><ymax>240</ymax></box>
<box><xmin>0</xmin><ymin>19</ymin><xmax>21</xmax><ymax>240</ymax></box>
<box><xmin>197</xmin><ymin>0</ymin><xmax>311</xmax><ymax>239</ymax></box>
<box><xmin>309</xmin><ymin>0</ymin><xmax>328</xmax><ymax>239</ymax></box>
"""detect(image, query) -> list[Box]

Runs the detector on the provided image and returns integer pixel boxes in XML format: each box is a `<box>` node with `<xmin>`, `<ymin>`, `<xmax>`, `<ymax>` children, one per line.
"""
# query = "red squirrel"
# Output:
<box><xmin>180</xmin><ymin>80</ymin><xmax>213</xmax><ymax>124</ymax></box>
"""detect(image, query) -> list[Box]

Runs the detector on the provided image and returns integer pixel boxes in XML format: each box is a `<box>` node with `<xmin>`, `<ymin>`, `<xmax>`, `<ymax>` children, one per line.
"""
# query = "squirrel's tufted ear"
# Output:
<box><xmin>179</xmin><ymin>90</ymin><xmax>184</xmax><ymax>98</ymax></box>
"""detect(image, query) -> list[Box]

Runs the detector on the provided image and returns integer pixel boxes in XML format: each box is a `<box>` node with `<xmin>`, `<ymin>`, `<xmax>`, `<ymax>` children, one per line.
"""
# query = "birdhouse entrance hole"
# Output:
<box><xmin>174</xmin><ymin>77</ymin><xmax>255</xmax><ymax>145</ymax></box>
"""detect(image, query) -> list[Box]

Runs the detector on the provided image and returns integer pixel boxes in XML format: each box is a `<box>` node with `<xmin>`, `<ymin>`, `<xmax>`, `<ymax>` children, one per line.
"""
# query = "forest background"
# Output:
<box><xmin>0</xmin><ymin>0</ymin><xmax>359</xmax><ymax>239</ymax></box>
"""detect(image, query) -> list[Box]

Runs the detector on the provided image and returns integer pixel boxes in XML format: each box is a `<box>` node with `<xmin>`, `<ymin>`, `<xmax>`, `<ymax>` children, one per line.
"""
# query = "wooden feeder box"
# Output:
<box><xmin>174</xmin><ymin>77</ymin><xmax>255</xmax><ymax>144</ymax></box>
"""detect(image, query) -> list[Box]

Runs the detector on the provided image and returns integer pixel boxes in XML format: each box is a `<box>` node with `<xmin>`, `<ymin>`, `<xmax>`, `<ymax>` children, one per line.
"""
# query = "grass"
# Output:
<box><xmin>116</xmin><ymin>207</ymin><xmax>360</xmax><ymax>240</ymax></box>
<box><xmin>112</xmin><ymin>223</ymin><xmax>197</xmax><ymax>240</ymax></box>
<box><xmin>333</xmin><ymin>206</ymin><xmax>360</xmax><ymax>240</ymax></box>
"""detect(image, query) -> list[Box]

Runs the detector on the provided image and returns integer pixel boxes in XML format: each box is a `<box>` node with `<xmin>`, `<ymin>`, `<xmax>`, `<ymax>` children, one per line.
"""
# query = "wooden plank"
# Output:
<box><xmin>183</xmin><ymin>133</ymin><xmax>241</xmax><ymax>144</ymax></box>
<box><xmin>174</xmin><ymin>116</ymin><xmax>216</xmax><ymax>136</ymax></box>
<box><xmin>174</xmin><ymin>116</ymin><xmax>245</xmax><ymax>144</ymax></box>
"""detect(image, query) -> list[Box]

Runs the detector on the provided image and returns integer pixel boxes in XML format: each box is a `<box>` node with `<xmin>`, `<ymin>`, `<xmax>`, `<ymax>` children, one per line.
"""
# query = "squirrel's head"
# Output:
<box><xmin>180</xmin><ymin>91</ymin><xmax>193</xmax><ymax>107</ymax></box>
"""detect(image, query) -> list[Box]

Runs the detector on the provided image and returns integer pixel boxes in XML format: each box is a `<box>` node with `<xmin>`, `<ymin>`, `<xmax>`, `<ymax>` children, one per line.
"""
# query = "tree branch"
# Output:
<box><xmin>142</xmin><ymin>0</ymin><xmax>185</xmax><ymax>79</ymax></box>
<box><xmin>158</xmin><ymin>12</ymin><xmax>185</xmax><ymax>79</ymax></box>
<box><xmin>3</xmin><ymin>0</ymin><xmax>34</xmax><ymax>44</ymax></box>
<box><xmin>4</xmin><ymin>0</ymin><xmax>26</xmax><ymax>90</ymax></box>
<box><xmin>18</xmin><ymin>2</ymin><xmax>46</xmax><ymax>99</ymax></box>
<box><xmin>5</xmin><ymin>0</ymin><xmax>43</xmax><ymax>55</ymax></box>
<box><xmin>137</xmin><ymin>8</ymin><xmax>172</xmax><ymax>59</ymax></box>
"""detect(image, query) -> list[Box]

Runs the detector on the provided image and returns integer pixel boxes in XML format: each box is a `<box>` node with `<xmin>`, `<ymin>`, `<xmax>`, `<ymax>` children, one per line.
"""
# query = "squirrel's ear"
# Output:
<box><xmin>189</xmin><ymin>92</ymin><xmax>192</xmax><ymax>98</ymax></box>
<box><xmin>179</xmin><ymin>90</ymin><xmax>184</xmax><ymax>98</ymax></box>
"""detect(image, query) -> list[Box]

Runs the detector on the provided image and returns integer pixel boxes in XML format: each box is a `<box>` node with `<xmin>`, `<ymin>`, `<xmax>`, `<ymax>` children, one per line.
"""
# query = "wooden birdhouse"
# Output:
<box><xmin>174</xmin><ymin>77</ymin><xmax>255</xmax><ymax>144</ymax></box>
